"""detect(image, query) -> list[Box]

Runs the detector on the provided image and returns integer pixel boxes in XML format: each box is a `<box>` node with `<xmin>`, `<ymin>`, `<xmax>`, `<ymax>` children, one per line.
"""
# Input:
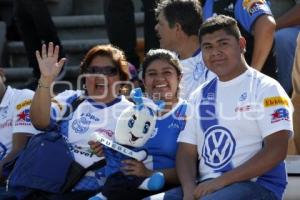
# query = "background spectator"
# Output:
<box><xmin>155</xmin><ymin>0</ymin><xmax>215</xmax><ymax>100</ymax></box>
<box><xmin>104</xmin><ymin>0</ymin><xmax>159</xmax><ymax>69</ymax></box>
<box><xmin>0</xmin><ymin>21</ymin><xmax>5</xmax><ymax>67</ymax></box>
<box><xmin>271</xmin><ymin>0</ymin><xmax>300</xmax><ymax>95</ymax></box>
<box><xmin>292</xmin><ymin>33</ymin><xmax>300</xmax><ymax>154</ymax></box>
<box><xmin>0</xmin><ymin>67</ymin><xmax>39</xmax><ymax>185</ymax></box>
<box><xmin>14</xmin><ymin>0</ymin><xmax>65</xmax><ymax>90</ymax></box>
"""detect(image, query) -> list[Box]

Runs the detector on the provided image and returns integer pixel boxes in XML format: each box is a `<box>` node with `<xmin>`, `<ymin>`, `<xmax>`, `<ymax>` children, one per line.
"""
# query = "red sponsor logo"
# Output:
<box><xmin>235</xmin><ymin>105</ymin><xmax>251</xmax><ymax>112</ymax></box>
<box><xmin>96</xmin><ymin>128</ymin><xmax>114</xmax><ymax>138</ymax></box>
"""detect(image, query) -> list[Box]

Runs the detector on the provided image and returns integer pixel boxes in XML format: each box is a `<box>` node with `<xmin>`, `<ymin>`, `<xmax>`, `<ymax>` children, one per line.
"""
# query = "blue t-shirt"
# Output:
<box><xmin>144</xmin><ymin>99</ymin><xmax>187</xmax><ymax>170</ymax></box>
<box><xmin>203</xmin><ymin>0</ymin><xmax>272</xmax><ymax>33</ymax></box>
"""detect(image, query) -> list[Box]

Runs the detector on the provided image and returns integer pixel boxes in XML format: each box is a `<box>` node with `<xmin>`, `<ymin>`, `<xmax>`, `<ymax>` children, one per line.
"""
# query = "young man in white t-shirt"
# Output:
<box><xmin>0</xmin><ymin>68</ymin><xmax>39</xmax><ymax>184</ymax></box>
<box><xmin>155</xmin><ymin>0</ymin><xmax>214</xmax><ymax>100</ymax></box>
<box><xmin>176</xmin><ymin>15</ymin><xmax>293</xmax><ymax>200</ymax></box>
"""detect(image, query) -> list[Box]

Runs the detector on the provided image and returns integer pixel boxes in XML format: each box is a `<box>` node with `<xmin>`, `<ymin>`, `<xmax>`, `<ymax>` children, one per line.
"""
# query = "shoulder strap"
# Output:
<box><xmin>61</xmin><ymin>96</ymin><xmax>85</xmax><ymax>121</ymax></box>
<box><xmin>86</xmin><ymin>159</ymin><xmax>106</xmax><ymax>171</ymax></box>
<box><xmin>61</xmin><ymin>158</ymin><xmax>106</xmax><ymax>192</ymax></box>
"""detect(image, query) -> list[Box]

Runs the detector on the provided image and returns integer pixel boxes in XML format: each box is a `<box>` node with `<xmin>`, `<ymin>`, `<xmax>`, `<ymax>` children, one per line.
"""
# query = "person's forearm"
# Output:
<box><xmin>30</xmin><ymin>77</ymin><xmax>53</xmax><ymax>129</ymax></box>
<box><xmin>176</xmin><ymin>147</ymin><xmax>198</xmax><ymax>194</ymax></box>
<box><xmin>276</xmin><ymin>5</ymin><xmax>300</xmax><ymax>30</ymax></box>
<box><xmin>0</xmin><ymin>149</ymin><xmax>20</xmax><ymax>182</ymax></box>
<box><xmin>159</xmin><ymin>168</ymin><xmax>179</xmax><ymax>185</ymax></box>
<box><xmin>251</xmin><ymin>15</ymin><xmax>276</xmax><ymax>71</ymax></box>
<box><xmin>0</xmin><ymin>166</ymin><xmax>5</xmax><ymax>184</ymax></box>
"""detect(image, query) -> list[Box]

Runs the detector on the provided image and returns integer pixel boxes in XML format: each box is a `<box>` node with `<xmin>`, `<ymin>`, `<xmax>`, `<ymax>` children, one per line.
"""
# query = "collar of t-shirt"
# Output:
<box><xmin>192</xmin><ymin>48</ymin><xmax>201</xmax><ymax>57</ymax></box>
<box><xmin>86</xmin><ymin>95</ymin><xmax>122</xmax><ymax>109</ymax></box>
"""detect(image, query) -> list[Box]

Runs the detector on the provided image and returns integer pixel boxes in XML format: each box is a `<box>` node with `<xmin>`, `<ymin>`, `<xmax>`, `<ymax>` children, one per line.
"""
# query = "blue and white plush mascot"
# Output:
<box><xmin>89</xmin><ymin>88</ymin><xmax>165</xmax><ymax>200</ymax></box>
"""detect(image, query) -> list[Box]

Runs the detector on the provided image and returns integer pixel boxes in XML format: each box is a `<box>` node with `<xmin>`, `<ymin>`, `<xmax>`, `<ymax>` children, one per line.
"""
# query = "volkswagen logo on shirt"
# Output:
<box><xmin>202</xmin><ymin>125</ymin><xmax>236</xmax><ymax>170</ymax></box>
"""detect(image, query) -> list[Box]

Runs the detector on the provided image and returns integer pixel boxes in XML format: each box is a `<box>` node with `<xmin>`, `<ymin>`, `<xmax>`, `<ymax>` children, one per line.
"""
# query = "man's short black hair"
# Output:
<box><xmin>156</xmin><ymin>0</ymin><xmax>203</xmax><ymax>36</ymax></box>
<box><xmin>199</xmin><ymin>15</ymin><xmax>242</xmax><ymax>43</ymax></box>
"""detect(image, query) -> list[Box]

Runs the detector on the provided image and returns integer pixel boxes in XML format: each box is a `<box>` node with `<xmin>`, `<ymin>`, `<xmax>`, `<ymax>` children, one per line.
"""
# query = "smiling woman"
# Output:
<box><xmin>117</xmin><ymin>49</ymin><xmax>189</xmax><ymax>199</ymax></box>
<box><xmin>89</xmin><ymin>49</ymin><xmax>190</xmax><ymax>200</ymax></box>
<box><xmin>142</xmin><ymin>49</ymin><xmax>182</xmax><ymax>112</ymax></box>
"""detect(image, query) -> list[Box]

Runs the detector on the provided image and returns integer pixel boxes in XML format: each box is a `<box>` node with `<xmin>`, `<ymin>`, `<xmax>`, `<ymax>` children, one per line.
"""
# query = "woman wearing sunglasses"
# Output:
<box><xmin>29</xmin><ymin>43</ymin><xmax>133</xmax><ymax>199</ymax></box>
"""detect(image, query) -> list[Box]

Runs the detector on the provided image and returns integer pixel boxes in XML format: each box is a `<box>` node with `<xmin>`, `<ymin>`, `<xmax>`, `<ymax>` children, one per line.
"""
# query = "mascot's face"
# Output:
<box><xmin>115</xmin><ymin>105</ymin><xmax>156</xmax><ymax>147</ymax></box>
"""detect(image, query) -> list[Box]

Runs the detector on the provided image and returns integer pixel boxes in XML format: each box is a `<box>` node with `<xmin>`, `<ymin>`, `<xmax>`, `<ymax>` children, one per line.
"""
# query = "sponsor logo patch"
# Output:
<box><xmin>0</xmin><ymin>119</ymin><xmax>12</xmax><ymax>129</ymax></box>
<box><xmin>235</xmin><ymin>105</ymin><xmax>251</xmax><ymax>112</ymax></box>
<box><xmin>239</xmin><ymin>92</ymin><xmax>247</xmax><ymax>101</ymax></box>
<box><xmin>95</xmin><ymin>128</ymin><xmax>114</xmax><ymax>138</ymax></box>
<box><xmin>202</xmin><ymin>125</ymin><xmax>236</xmax><ymax>170</ymax></box>
<box><xmin>264</xmin><ymin>96</ymin><xmax>289</xmax><ymax>107</ymax></box>
<box><xmin>16</xmin><ymin>99</ymin><xmax>32</xmax><ymax>110</ymax></box>
<box><xmin>243</xmin><ymin>0</ymin><xmax>265</xmax><ymax>15</ymax></box>
<box><xmin>271</xmin><ymin>108</ymin><xmax>290</xmax><ymax>123</ymax></box>
<box><xmin>72</xmin><ymin>117</ymin><xmax>91</xmax><ymax>134</ymax></box>
<box><xmin>17</xmin><ymin>108</ymin><xmax>31</xmax><ymax>122</ymax></box>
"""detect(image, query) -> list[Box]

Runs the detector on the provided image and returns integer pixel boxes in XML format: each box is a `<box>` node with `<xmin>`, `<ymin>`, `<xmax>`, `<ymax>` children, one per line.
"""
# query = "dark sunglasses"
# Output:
<box><xmin>85</xmin><ymin>66</ymin><xmax>119</xmax><ymax>76</ymax></box>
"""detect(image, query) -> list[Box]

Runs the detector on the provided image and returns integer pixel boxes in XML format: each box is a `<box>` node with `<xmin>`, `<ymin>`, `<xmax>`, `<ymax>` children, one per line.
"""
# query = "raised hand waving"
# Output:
<box><xmin>35</xmin><ymin>42</ymin><xmax>66</xmax><ymax>83</ymax></box>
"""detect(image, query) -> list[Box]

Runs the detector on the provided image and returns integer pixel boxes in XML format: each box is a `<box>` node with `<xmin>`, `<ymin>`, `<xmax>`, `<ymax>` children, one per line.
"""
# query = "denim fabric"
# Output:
<box><xmin>143</xmin><ymin>181</ymin><xmax>278</xmax><ymax>200</ymax></box>
<box><xmin>0</xmin><ymin>187</ymin><xmax>17</xmax><ymax>200</ymax></box>
<box><xmin>201</xmin><ymin>181</ymin><xmax>277</xmax><ymax>200</ymax></box>
<box><xmin>275</xmin><ymin>26</ymin><xmax>300</xmax><ymax>94</ymax></box>
<box><xmin>143</xmin><ymin>187</ymin><xmax>183</xmax><ymax>200</ymax></box>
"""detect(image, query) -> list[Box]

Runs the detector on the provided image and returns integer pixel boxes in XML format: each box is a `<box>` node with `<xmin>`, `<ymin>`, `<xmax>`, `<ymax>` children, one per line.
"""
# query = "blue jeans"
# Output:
<box><xmin>201</xmin><ymin>181</ymin><xmax>277</xmax><ymax>200</ymax></box>
<box><xmin>143</xmin><ymin>182</ymin><xmax>277</xmax><ymax>200</ymax></box>
<box><xmin>142</xmin><ymin>187</ymin><xmax>183</xmax><ymax>200</ymax></box>
<box><xmin>275</xmin><ymin>26</ymin><xmax>300</xmax><ymax>94</ymax></box>
<box><xmin>0</xmin><ymin>187</ymin><xmax>17</xmax><ymax>200</ymax></box>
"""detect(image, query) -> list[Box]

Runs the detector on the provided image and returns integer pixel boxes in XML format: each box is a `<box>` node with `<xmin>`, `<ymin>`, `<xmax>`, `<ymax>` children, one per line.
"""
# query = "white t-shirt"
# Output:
<box><xmin>178</xmin><ymin>68</ymin><xmax>293</xmax><ymax>199</ymax></box>
<box><xmin>0</xmin><ymin>86</ymin><xmax>39</xmax><ymax>160</ymax></box>
<box><xmin>179</xmin><ymin>51</ymin><xmax>215</xmax><ymax>100</ymax></box>
<box><xmin>50</xmin><ymin>90</ymin><xmax>133</xmax><ymax>168</ymax></box>
<box><xmin>48</xmin><ymin>90</ymin><xmax>133</xmax><ymax>190</ymax></box>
